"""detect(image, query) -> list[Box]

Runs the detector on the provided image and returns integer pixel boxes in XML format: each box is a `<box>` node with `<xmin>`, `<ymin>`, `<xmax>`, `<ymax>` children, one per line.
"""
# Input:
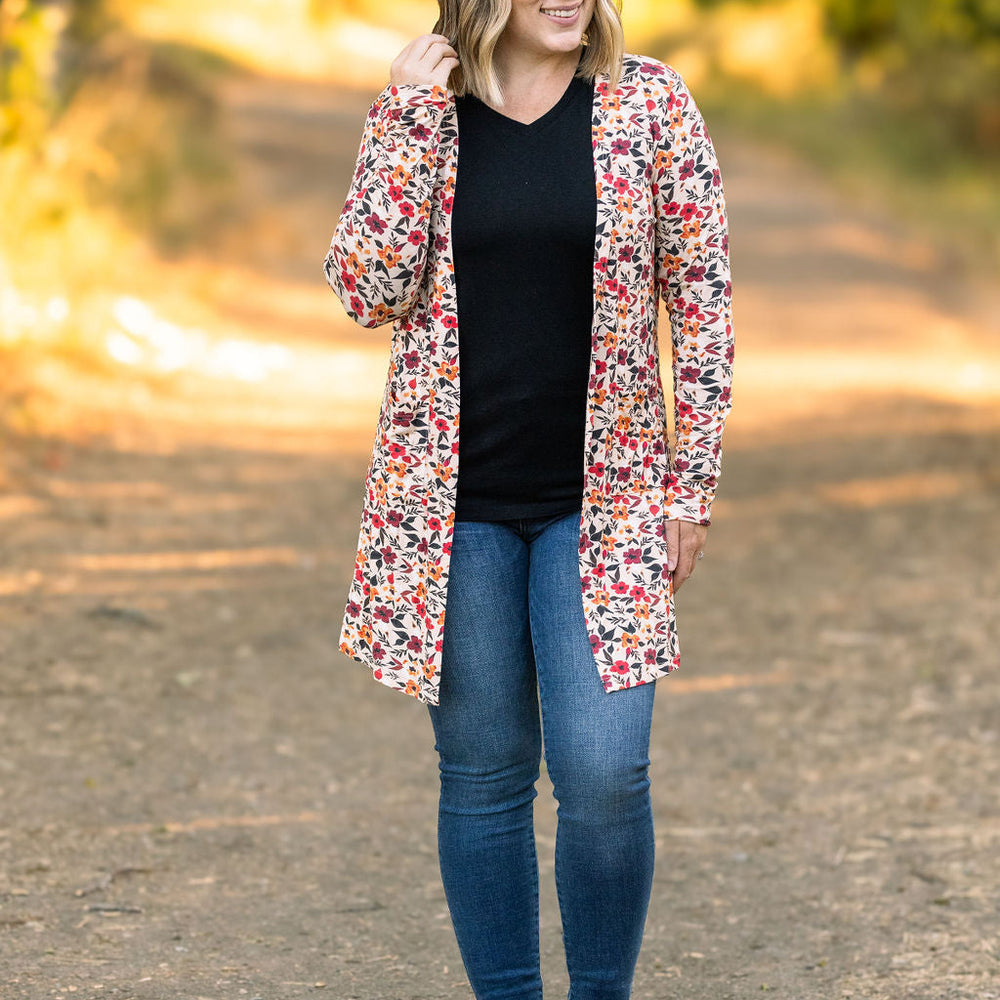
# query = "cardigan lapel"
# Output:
<box><xmin>589</xmin><ymin>67</ymin><xmax>618</xmax><ymax>490</ymax></box>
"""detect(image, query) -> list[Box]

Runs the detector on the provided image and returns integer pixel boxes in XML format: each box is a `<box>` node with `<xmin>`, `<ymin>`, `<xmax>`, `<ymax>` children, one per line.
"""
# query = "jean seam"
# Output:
<box><xmin>552</xmin><ymin>812</ymin><xmax>574</xmax><ymax>997</ymax></box>
<box><xmin>527</xmin><ymin>801</ymin><xmax>543</xmax><ymax>997</ymax></box>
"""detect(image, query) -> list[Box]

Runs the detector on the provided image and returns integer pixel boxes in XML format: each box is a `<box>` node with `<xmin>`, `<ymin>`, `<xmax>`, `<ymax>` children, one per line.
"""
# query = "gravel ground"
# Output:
<box><xmin>1</xmin><ymin>71</ymin><xmax>997</xmax><ymax>999</ymax></box>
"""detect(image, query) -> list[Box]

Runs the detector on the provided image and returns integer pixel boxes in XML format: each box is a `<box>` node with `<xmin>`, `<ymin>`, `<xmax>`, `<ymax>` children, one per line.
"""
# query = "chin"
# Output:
<box><xmin>541</xmin><ymin>34</ymin><xmax>584</xmax><ymax>52</ymax></box>
<box><xmin>536</xmin><ymin>23</ymin><xmax>588</xmax><ymax>51</ymax></box>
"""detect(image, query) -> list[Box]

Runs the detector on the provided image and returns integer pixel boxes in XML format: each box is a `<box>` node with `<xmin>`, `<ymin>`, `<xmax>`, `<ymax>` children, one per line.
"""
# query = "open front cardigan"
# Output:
<box><xmin>323</xmin><ymin>52</ymin><xmax>735</xmax><ymax>706</ymax></box>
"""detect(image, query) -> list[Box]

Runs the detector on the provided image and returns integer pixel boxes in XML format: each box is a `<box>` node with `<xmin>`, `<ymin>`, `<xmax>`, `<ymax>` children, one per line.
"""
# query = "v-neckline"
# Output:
<box><xmin>466</xmin><ymin>45</ymin><xmax>590</xmax><ymax>133</ymax></box>
<box><xmin>474</xmin><ymin>72</ymin><xmax>582</xmax><ymax>133</ymax></box>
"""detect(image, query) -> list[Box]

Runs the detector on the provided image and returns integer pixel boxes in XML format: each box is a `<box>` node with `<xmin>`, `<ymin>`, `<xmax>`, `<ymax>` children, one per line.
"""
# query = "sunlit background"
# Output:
<box><xmin>1</xmin><ymin>3</ymin><xmax>999</xmax><ymax>997</ymax></box>
<box><xmin>2</xmin><ymin>0</ymin><xmax>997</xmax><ymax>451</ymax></box>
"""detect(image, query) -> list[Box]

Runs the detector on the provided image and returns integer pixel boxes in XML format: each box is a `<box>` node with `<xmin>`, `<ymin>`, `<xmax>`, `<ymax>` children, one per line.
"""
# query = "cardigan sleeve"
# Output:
<box><xmin>323</xmin><ymin>82</ymin><xmax>451</xmax><ymax>328</ymax></box>
<box><xmin>651</xmin><ymin>67</ymin><xmax>735</xmax><ymax>526</ymax></box>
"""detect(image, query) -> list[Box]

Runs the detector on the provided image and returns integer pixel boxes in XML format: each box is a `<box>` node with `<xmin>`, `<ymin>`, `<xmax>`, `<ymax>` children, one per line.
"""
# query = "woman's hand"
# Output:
<box><xmin>665</xmin><ymin>518</ymin><xmax>708</xmax><ymax>593</ymax></box>
<box><xmin>389</xmin><ymin>34</ymin><xmax>459</xmax><ymax>90</ymax></box>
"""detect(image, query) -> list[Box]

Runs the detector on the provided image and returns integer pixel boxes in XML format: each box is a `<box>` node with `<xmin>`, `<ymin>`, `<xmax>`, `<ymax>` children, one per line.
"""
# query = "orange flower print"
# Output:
<box><xmin>324</xmin><ymin>55</ymin><xmax>733</xmax><ymax>705</ymax></box>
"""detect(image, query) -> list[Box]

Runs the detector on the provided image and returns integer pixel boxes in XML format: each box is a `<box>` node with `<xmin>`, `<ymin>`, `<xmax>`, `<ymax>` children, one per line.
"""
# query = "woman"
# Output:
<box><xmin>323</xmin><ymin>1</ymin><xmax>734</xmax><ymax>996</ymax></box>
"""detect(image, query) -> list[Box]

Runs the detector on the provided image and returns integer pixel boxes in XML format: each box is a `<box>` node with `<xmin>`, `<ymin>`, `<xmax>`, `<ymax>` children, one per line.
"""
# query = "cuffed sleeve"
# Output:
<box><xmin>651</xmin><ymin>67</ymin><xmax>735</xmax><ymax>525</ymax></box>
<box><xmin>322</xmin><ymin>83</ymin><xmax>452</xmax><ymax>328</ymax></box>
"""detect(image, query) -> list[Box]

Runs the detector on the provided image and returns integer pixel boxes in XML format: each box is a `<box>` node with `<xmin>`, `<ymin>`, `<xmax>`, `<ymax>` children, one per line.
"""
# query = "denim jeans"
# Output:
<box><xmin>426</xmin><ymin>506</ymin><xmax>657</xmax><ymax>1000</ymax></box>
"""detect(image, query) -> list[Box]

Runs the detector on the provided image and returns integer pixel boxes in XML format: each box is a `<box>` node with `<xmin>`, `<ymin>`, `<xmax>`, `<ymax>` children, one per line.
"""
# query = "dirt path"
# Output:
<box><xmin>1</xmin><ymin>70</ymin><xmax>998</xmax><ymax>1000</ymax></box>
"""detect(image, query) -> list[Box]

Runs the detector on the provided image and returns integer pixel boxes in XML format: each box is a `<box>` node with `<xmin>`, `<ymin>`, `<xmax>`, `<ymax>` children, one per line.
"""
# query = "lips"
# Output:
<box><xmin>540</xmin><ymin>3</ymin><xmax>583</xmax><ymax>23</ymax></box>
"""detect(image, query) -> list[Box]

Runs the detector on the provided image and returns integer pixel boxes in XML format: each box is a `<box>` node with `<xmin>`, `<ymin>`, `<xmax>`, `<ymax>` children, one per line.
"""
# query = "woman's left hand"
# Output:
<box><xmin>665</xmin><ymin>518</ymin><xmax>708</xmax><ymax>593</ymax></box>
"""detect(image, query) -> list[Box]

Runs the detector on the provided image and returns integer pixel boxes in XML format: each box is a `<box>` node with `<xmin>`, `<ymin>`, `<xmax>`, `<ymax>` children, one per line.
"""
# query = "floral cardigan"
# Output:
<box><xmin>323</xmin><ymin>52</ymin><xmax>734</xmax><ymax>706</ymax></box>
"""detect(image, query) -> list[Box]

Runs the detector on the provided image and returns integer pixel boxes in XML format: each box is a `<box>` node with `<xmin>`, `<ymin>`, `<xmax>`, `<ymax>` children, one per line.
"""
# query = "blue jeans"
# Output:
<box><xmin>426</xmin><ymin>506</ymin><xmax>657</xmax><ymax>1000</ymax></box>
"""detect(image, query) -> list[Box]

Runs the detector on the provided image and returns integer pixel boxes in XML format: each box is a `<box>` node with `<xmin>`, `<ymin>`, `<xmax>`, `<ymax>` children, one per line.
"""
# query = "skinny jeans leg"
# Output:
<box><xmin>427</xmin><ymin>508</ymin><xmax>656</xmax><ymax>1000</ymax></box>
<box><xmin>528</xmin><ymin>510</ymin><xmax>656</xmax><ymax>1000</ymax></box>
<box><xmin>427</xmin><ymin>517</ymin><xmax>544</xmax><ymax>1000</ymax></box>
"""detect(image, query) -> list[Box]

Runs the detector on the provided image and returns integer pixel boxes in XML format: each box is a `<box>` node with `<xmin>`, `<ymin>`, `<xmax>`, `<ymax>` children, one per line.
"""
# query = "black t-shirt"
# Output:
<box><xmin>451</xmin><ymin>68</ymin><xmax>597</xmax><ymax>522</ymax></box>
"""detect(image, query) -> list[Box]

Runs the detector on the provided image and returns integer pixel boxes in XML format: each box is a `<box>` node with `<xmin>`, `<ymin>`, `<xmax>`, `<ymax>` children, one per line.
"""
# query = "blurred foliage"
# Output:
<box><xmin>686</xmin><ymin>0</ymin><xmax>1000</xmax><ymax>154</ymax></box>
<box><xmin>677</xmin><ymin>0</ymin><xmax>999</xmax><ymax>274</ymax></box>
<box><xmin>0</xmin><ymin>0</ymin><xmax>241</xmax><ymax>284</ymax></box>
<box><xmin>307</xmin><ymin>0</ymin><xmax>426</xmax><ymax>29</ymax></box>
<box><xmin>1</xmin><ymin>0</ymin><xmax>996</xmax><ymax>283</ymax></box>
<box><xmin>820</xmin><ymin>0</ymin><xmax>1000</xmax><ymax>153</ymax></box>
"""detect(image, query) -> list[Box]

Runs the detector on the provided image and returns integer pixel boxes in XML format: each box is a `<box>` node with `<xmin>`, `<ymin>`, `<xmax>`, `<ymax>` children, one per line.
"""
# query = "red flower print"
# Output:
<box><xmin>324</xmin><ymin>56</ymin><xmax>734</xmax><ymax>705</ymax></box>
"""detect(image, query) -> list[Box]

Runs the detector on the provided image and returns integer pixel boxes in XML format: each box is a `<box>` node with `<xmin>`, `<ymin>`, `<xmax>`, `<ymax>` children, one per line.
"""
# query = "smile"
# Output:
<box><xmin>540</xmin><ymin>3</ymin><xmax>582</xmax><ymax>23</ymax></box>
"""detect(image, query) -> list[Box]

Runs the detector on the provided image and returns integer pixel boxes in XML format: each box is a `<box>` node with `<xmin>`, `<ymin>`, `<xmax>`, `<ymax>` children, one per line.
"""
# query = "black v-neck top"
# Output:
<box><xmin>451</xmin><ymin>68</ymin><xmax>597</xmax><ymax>522</ymax></box>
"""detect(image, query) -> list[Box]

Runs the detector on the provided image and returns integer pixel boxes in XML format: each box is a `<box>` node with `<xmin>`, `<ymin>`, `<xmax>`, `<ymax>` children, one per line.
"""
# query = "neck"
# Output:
<box><xmin>493</xmin><ymin>41</ymin><xmax>584</xmax><ymax>96</ymax></box>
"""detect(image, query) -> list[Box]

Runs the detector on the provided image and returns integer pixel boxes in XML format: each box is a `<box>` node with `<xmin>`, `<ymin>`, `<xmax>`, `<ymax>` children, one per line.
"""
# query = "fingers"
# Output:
<box><xmin>410</xmin><ymin>33</ymin><xmax>454</xmax><ymax>61</ymax></box>
<box><xmin>665</xmin><ymin>517</ymin><xmax>680</xmax><ymax>572</ymax></box>
<box><xmin>674</xmin><ymin>539</ymin><xmax>698</xmax><ymax>592</ymax></box>
<box><xmin>391</xmin><ymin>33</ymin><xmax>458</xmax><ymax>86</ymax></box>
<box><xmin>391</xmin><ymin>49</ymin><xmax>458</xmax><ymax>87</ymax></box>
<box><xmin>665</xmin><ymin>518</ymin><xmax>707</xmax><ymax>594</ymax></box>
<box><xmin>671</xmin><ymin>542</ymin><xmax>694</xmax><ymax>592</ymax></box>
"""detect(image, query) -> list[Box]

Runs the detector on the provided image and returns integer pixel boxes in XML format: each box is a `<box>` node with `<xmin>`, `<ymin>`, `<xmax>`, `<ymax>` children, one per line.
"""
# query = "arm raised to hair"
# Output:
<box><xmin>651</xmin><ymin>66</ymin><xmax>735</xmax><ymax>525</ymax></box>
<box><xmin>323</xmin><ymin>82</ymin><xmax>451</xmax><ymax>328</ymax></box>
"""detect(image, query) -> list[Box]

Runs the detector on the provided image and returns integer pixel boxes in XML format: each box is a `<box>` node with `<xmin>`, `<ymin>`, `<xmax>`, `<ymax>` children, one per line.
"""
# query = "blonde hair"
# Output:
<box><xmin>433</xmin><ymin>0</ymin><xmax>624</xmax><ymax>106</ymax></box>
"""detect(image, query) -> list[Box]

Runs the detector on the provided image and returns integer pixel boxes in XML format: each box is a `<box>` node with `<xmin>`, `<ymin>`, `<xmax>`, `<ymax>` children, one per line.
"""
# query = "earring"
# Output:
<box><xmin>581</xmin><ymin>30</ymin><xmax>590</xmax><ymax>45</ymax></box>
